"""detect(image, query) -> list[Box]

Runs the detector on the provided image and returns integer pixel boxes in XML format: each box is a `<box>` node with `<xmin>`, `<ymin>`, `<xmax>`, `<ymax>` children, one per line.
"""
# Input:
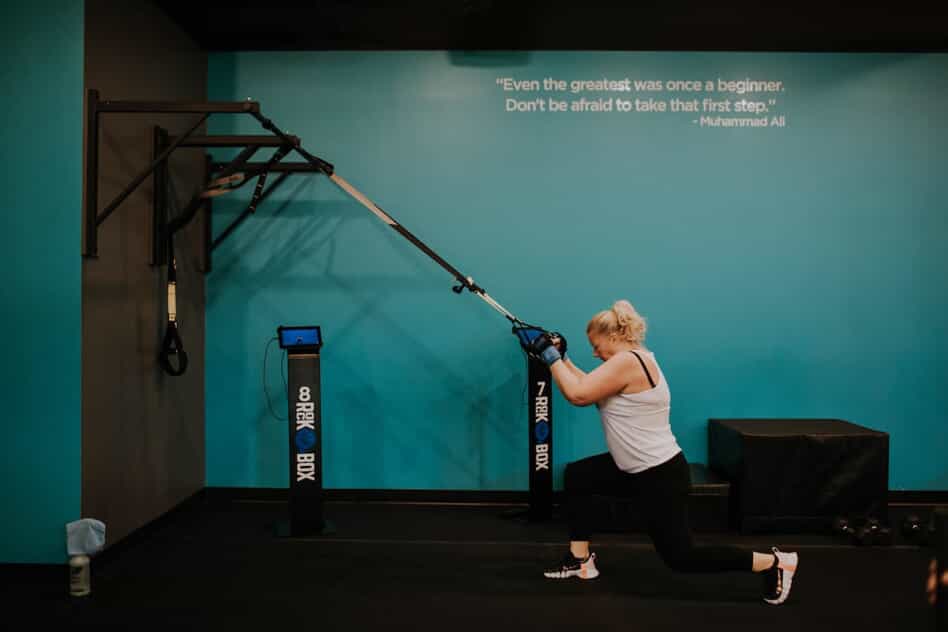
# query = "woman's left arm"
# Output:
<box><xmin>549</xmin><ymin>355</ymin><xmax>632</xmax><ymax>406</ymax></box>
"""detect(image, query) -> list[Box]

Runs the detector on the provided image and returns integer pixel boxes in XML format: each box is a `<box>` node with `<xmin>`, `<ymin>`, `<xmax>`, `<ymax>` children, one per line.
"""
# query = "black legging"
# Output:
<box><xmin>564</xmin><ymin>451</ymin><xmax>752</xmax><ymax>573</ymax></box>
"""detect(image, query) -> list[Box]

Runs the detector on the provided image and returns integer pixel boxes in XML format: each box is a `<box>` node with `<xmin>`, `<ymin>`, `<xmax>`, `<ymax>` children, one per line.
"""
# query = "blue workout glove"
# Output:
<box><xmin>529</xmin><ymin>333</ymin><xmax>562</xmax><ymax>366</ymax></box>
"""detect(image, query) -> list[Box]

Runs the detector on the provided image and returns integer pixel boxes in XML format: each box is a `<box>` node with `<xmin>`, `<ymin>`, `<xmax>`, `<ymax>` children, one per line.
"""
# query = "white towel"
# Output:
<box><xmin>66</xmin><ymin>518</ymin><xmax>106</xmax><ymax>556</ymax></box>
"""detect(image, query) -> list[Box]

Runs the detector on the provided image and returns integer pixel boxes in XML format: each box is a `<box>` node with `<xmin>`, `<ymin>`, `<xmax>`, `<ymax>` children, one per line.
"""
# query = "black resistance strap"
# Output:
<box><xmin>159</xmin><ymin>238</ymin><xmax>188</xmax><ymax>377</ymax></box>
<box><xmin>158</xmin><ymin>144</ymin><xmax>296</xmax><ymax>377</ymax></box>
<box><xmin>249</xmin><ymin>111</ymin><xmax>530</xmax><ymax>329</ymax></box>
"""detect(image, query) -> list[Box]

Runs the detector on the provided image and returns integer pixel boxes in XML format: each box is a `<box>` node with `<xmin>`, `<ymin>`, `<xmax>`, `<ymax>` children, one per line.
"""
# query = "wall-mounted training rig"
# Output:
<box><xmin>83</xmin><ymin>89</ymin><xmax>521</xmax><ymax>326</ymax></box>
<box><xmin>152</xmin><ymin>126</ymin><xmax>299</xmax><ymax>271</ymax></box>
<box><xmin>84</xmin><ymin>89</ymin><xmax>553</xmax><ymax>520</ymax></box>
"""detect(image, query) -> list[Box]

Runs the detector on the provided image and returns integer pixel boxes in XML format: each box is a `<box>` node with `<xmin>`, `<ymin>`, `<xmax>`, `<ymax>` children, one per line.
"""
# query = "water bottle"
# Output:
<box><xmin>69</xmin><ymin>555</ymin><xmax>90</xmax><ymax>597</ymax></box>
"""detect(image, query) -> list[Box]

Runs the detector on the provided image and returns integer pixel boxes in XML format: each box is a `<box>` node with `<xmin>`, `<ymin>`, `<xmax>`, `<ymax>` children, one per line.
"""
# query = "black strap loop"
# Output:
<box><xmin>159</xmin><ymin>321</ymin><xmax>189</xmax><ymax>376</ymax></box>
<box><xmin>159</xmin><ymin>236</ymin><xmax>187</xmax><ymax>377</ymax></box>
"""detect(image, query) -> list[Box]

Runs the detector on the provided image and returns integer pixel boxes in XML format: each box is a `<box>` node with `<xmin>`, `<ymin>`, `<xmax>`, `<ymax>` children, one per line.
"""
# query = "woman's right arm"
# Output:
<box><xmin>561</xmin><ymin>358</ymin><xmax>586</xmax><ymax>379</ymax></box>
<box><xmin>549</xmin><ymin>354</ymin><xmax>632</xmax><ymax>407</ymax></box>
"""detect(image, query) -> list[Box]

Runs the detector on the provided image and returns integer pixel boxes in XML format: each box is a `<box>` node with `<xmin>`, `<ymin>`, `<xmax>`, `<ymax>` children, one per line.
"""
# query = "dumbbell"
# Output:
<box><xmin>854</xmin><ymin>517</ymin><xmax>893</xmax><ymax>546</ymax></box>
<box><xmin>902</xmin><ymin>514</ymin><xmax>928</xmax><ymax>545</ymax></box>
<box><xmin>832</xmin><ymin>516</ymin><xmax>856</xmax><ymax>541</ymax></box>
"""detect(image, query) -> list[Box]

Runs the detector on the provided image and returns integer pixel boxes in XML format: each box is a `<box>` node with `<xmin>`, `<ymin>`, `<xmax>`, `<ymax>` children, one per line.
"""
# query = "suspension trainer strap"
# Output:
<box><xmin>158</xmin><ymin>238</ymin><xmax>188</xmax><ymax>377</ymax></box>
<box><xmin>247</xmin><ymin>144</ymin><xmax>293</xmax><ymax>214</ymax></box>
<box><xmin>328</xmin><ymin>173</ymin><xmax>520</xmax><ymax>323</ymax></box>
<box><xmin>249</xmin><ymin>110</ymin><xmax>524</xmax><ymax>325</ymax></box>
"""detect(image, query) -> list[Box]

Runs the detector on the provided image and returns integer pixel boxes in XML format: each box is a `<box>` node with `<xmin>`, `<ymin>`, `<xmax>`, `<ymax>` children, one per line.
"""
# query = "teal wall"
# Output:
<box><xmin>206</xmin><ymin>51</ymin><xmax>948</xmax><ymax>491</ymax></box>
<box><xmin>0</xmin><ymin>2</ymin><xmax>83</xmax><ymax>563</ymax></box>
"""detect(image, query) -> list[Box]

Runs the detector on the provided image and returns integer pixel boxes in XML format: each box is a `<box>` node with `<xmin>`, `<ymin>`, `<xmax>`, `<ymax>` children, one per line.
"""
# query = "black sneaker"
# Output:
<box><xmin>762</xmin><ymin>547</ymin><xmax>799</xmax><ymax>605</ymax></box>
<box><xmin>543</xmin><ymin>551</ymin><xmax>599</xmax><ymax>579</ymax></box>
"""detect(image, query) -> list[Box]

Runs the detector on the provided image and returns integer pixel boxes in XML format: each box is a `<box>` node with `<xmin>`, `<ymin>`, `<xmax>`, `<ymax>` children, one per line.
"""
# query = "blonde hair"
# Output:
<box><xmin>586</xmin><ymin>300</ymin><xmax>647</xmax><ymax>345</ymax></box>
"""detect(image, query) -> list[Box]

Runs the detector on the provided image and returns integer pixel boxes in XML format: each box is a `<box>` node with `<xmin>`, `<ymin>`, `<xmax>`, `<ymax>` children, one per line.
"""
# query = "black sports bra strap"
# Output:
<box><xmin>629</xmin><ymin>351</ymin><xmax>656</xmax><ymax>388</ymax></box>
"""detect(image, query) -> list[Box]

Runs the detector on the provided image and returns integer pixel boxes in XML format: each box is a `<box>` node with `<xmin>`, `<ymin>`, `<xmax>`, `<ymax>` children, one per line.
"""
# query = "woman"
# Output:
<box><xmin>528</xmin><ymin>300</ymin><xmax>799</xmax><ymax>605</ymax></box>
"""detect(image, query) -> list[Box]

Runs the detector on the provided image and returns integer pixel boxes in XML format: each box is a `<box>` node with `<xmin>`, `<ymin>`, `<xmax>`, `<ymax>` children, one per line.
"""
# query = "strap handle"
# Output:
<box><xmin>159</xmin><ymin>321</ymin><xmax>188</xmax><ymax>377</ymax></box>
<box><xmin>159</xmin><ymin>244</ymin><xmax>188</xmax><ymax>377</ymax></box>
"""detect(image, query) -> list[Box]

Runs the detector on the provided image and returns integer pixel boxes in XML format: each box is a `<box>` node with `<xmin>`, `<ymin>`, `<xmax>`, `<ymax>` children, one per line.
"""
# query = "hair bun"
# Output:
<box><xmin>614</xmin><ymin>300</ymin><xmax>646</xmax><ymax>343</ymax></box>
<box><xmin>588</xmin><ymin>300</ymin><xmax>647</xmax><ymax>345</ymax></box>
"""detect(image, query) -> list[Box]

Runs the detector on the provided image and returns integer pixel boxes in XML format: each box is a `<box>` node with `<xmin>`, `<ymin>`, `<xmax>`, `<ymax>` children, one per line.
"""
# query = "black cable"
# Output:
<box><xmin>263</xmin><ymin>336</ymin><xmax>287</xmax><ymax>421</ymax></box>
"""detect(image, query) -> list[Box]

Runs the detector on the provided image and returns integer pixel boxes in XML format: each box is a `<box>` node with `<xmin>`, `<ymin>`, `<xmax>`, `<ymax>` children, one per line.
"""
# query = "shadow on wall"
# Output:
<box><xmin>207</xmin><ymin>176</ymin><xmax>527</xmax><ymax>489</ymax></box>
<box><xmin>309</xmin><ymin>271</ymin><xmax>525</xmax><ymax>489</ymax></box>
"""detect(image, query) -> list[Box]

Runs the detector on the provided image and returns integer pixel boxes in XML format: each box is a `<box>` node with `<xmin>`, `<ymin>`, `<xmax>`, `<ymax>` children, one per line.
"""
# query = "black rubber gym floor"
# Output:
<box><xmin>6</xmin><ymin>499</ymin><xmax>938</xmax><ymax>630</ymax></box>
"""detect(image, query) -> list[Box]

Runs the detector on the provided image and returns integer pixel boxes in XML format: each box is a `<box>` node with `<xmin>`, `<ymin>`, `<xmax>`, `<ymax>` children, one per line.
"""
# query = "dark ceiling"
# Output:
<box><xmin>154</xmin><ymin>1</ymin><xmax>948</xmax><ymax>52</ymax></box>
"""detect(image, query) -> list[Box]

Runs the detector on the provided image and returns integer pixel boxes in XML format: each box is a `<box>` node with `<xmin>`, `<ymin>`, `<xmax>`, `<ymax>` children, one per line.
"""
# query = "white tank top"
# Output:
<box><xmin>596</xmin><ymin>350</ymin><xmax>681</xmax><ymax>473</ymax></box>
